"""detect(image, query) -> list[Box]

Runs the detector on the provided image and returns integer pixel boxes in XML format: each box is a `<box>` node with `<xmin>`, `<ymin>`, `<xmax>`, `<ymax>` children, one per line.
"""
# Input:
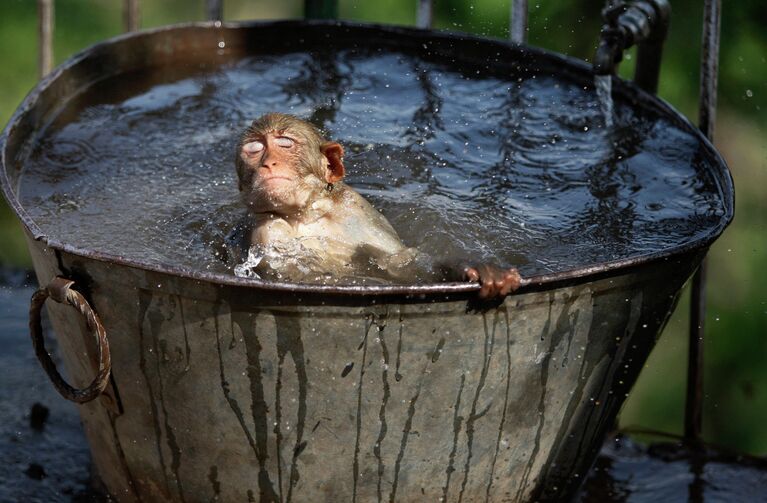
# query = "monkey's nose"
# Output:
<box><xmin>260</xmin><ymin>158</ymin><xmax>278</xmax><ymax>168</ymax></box>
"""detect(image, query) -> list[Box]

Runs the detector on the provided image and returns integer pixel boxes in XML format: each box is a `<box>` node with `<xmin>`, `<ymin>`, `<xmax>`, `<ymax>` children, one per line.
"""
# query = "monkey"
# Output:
<box><xmin>233</xmin><ymin>112</ymin><xmax>521</xmax><ymax>299</ymax></box>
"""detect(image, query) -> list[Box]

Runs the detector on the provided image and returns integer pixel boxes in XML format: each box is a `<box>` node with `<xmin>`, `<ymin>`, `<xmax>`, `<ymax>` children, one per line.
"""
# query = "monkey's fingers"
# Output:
<box><xmin>466</xmin><ymin>265</ymin><xmax>522</xmax><ymax>299</ymax></box>
<box><xmin>477</xmin><ymin>264</ymin><xmax>499</xmax><ymax>299</ymax></box>
<box><xmin>464</xmin><ymin>267</ymin><xmax>481</xmax><ymax>282</ymax></box>
<box><xmin>498</xmin><ymin>268</ymin><xmax>522</xmax><ymax>296</ymax></box>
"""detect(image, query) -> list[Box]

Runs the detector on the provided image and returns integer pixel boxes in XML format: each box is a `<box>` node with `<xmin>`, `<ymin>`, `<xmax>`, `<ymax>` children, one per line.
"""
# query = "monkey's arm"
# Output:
<box><xmin>352</xmin><ymin>243</ymin><xmax>521</xmax><ymax>299</ymax></box>
<box><xmin>342</xmin><ymin>192</ymin><xmax>522</xmax><ymax>298</ymax></box>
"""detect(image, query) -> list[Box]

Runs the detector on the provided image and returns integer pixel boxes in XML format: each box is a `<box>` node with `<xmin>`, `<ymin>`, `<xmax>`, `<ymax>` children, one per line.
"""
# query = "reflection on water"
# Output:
<box><xmin>578</xmin><ymin>436</ymin><xmax>767</xmax><ymax>503</ymax></box>
<box><xmin>17</xmin><ymin>48</ymin><xmax>726</xmax><ymax>281</ymax></box>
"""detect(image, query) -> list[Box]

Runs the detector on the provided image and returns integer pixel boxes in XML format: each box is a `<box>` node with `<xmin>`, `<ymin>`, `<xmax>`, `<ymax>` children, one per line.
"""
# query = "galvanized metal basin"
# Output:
<box><xmin>0</xmin><ymin>21</ymin><xmax>733</xmax><ymax>502</ymax></box>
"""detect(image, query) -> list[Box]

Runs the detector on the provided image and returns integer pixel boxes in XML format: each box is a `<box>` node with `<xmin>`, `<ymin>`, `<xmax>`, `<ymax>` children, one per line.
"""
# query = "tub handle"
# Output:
<box><xmin>29</xmin><ymin>276</ymin><xmax>111</xmax><ymax>403</ymax></box>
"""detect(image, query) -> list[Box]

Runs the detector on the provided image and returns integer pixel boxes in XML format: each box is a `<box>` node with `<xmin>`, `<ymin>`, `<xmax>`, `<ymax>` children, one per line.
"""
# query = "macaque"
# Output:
<box><xmin>234</xmin><ymin>112</ymin><xmax>521</xmax><ymax>299</ymax></box>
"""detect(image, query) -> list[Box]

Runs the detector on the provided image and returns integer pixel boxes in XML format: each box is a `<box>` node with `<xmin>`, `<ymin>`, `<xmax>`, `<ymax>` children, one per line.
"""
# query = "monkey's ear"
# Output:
<box><xmin>320</xmin><ymin>142</ymin><xmax>345</xmax><ymax>183</ymax></box>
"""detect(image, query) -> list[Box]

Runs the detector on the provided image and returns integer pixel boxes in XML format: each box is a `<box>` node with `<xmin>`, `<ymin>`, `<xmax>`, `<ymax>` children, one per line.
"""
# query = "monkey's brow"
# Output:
<box><xmin>275</xmin><ymin>131</ymin><xmax>304</xmax><ymax>143</ymax></box>
<box><xmin>244</xmin><ymin>129</ymin><xmax>303</xmax><ymax>143</ymax></box>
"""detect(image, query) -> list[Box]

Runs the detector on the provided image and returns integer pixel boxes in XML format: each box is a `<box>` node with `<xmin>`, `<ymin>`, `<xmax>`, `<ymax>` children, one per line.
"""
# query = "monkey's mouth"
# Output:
<box><xmin>260</xmin><ymin>176</ymin><xmax>293</xmax><ymax>184</ymax></box>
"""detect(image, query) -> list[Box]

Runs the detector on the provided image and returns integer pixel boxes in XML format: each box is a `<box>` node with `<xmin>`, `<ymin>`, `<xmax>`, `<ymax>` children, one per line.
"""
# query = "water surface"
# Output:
<box><xmin>17</xmin><ymin>48</ymin><xmax>727</xmax><ymax>281</ymax></box>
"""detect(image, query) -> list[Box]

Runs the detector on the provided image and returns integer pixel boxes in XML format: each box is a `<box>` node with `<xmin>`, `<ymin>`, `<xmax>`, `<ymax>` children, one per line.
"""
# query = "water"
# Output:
<box><xmin>233</xmin><ymin>246</ymin><xmax>264</xmax><ymax>278</ymax></box>
<box><xmin>595</xmin><ymin>75</ymin><xmax>615</xmax><ymax>128</ymax></box>
<box><xmin>16</xmin><ymin>48</ymin><xmax>727</xmax><ymax>281</ymax></box>
<box><xmin>578</xmin><ymin>436</ymin><xmax>767</xmax><ymax>502</ymax></box>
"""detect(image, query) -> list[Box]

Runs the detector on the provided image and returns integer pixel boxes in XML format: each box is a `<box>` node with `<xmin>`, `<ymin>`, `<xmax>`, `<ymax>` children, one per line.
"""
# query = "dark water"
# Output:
<box><xmin>578</xmin><ymin>437</ymin><xmax>767</xmax><ymax>503</ymax></box>
<box><xmin>17</xmin><ymin>49</ymin><xmax>727</xmax><ymax>279</ymax></box>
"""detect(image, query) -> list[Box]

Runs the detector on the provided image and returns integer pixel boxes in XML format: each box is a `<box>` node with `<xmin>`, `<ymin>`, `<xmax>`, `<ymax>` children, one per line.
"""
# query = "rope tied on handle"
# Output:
<box><xmin>29</xmin><ymin>277</ymin><xmax>111</xmax><ymax>403</ymax></box>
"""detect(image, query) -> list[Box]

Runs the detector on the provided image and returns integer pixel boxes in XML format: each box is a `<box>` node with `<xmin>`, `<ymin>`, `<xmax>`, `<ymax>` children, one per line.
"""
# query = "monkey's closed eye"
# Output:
<box><xmin>243</xmin><ymin>141</ymin><xmax>264</xmax><ymax>155</ymax></box>
<box><xmin>274</xmin><ymin>137</ymin><xmax>295</xmax><ymax>148</ymax></box>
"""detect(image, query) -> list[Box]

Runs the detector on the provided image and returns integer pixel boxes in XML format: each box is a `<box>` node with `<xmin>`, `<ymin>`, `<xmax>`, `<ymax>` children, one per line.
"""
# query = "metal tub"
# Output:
<box><xmin>0</xmin><ymin>21</ymin><xmax>733</xmax><ymax>502</ymax></box>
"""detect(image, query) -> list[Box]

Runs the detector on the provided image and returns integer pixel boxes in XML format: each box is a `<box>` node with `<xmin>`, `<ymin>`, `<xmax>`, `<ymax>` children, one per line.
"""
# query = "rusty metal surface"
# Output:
<box><xmin>0</xmin><ymin>20</ymin><xmax>734</xmax><ymax>301</ymax></box>
<box><xmin>29</xmin><ymin>277</ymin><xmax>112</xmax><ymax>404</ymax></box>
<box><xmin>4</xmin><ymin>273</ymin><xmax>765</xmax><ymax>503</ymax></box>
<box><xmin>24</xmin><ymin>239</ymin><xmax>702</xmax><ymax>502</ymax></box>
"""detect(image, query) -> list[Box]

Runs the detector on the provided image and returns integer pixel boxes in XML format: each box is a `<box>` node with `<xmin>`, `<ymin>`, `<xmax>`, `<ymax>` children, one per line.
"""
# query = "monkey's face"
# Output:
<box><xmin>238</xmin><ymin>130</ymin><xmax>322</xmax><ymax>215</ymax></box>
<box><xmin>236</xmin><ymin>114</ymin><xmax>346</xmax><ymax>217</ymax></box>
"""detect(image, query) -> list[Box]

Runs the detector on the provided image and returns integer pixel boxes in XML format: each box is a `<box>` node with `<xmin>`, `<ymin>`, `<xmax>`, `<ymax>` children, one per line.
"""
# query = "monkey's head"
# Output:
<box><xmin>235</xmin><ymin>113</ymin><xmax>345</xmax><ymax>216</ymax></box>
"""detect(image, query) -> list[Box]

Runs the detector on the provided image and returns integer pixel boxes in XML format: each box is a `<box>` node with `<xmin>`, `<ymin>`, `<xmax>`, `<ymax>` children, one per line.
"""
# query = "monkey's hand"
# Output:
<box><xmin>464</xmin><ymin>265</ymin><xmax>521</xmax><ymax>299</ymax></box>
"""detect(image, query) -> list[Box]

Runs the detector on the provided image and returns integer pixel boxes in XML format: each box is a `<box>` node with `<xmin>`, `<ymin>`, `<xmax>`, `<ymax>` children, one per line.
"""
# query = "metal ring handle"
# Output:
<box><xmin>29</xmin><ymin>276</ymin><xmax>111</xmax><ymax>403</ymax></box>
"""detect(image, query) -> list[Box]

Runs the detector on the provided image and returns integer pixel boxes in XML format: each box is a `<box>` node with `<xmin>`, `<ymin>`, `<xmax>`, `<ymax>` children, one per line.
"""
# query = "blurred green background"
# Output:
<box><xmin>0</xmin><ymin>0</ymin><xmax>764</xmax><ymax>455</ymax></box>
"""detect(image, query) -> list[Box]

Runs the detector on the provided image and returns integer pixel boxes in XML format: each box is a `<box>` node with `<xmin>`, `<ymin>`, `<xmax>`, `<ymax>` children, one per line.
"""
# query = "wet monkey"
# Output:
<box><xmin>234</xmin><ymin>113</ymin><xmax>521</xmax><ymax>299</ymax></box>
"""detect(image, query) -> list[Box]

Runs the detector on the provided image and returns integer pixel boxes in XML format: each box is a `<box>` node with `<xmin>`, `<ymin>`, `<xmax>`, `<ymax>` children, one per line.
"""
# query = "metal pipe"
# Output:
<box><xmin>698</xmin><ymin>0</ymin><xmax>721</xmax><ymax>140</ymax></box>
<box><xmin>685</xmin><ymin>261</ymin><xmax>706</xmax><ymax>443</ymax></box>
<box><xmin>305</xmin><ymin>0</ymin><xmax>338</xmax><ymax>20</ymax></box>
<box><xmin>416</xmin><ymin>0</ymin><xmax>433</xmax><ymax>29</ymax></box>
<box><xmin>206</xmin><ymin>0</ymin><xmax>223</xmax><ymax>21</ymax></box>
<box><xmin>123</xmin><ymin>0</ymin><xmax>140</xmax><ymax>32</ymax></box>
<box><xmin>685</xmin><ymin>0</ymin><xmax>721</xmax><ymax>445</ymax></box>
<box><xmin>37</xmin><ymin>0</ymin><xmax>54</xmax><ymax>79</ymax></box>
<box><xmin>593</xmin><ymin>0</ymin><xmax>670</xmax><ymax>94</ymax></box>
<box><xmin>634</xmin><ymin>0</ymin><xmax>669</xmax><ymax>93</ymax></box>
<box><xmin>510</xmin><ymin>0</ymin><xmax>528</xmax><ymax>43</ymax></box>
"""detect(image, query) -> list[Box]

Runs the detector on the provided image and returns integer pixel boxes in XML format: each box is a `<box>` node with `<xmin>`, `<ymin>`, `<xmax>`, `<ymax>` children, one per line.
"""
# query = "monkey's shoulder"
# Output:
<box><xmin>338</xmin><ymin>188</ymin><xmax>400</xmax><ymax>231</ymax></box>
<box><xmin>249</xmin><ymin>216</ymin><xmax>294</xmax><ymax>244</ymax></box>
<box><xmin>250</xmin><ymin>213</ymin><xmax>342</xmax><ymax>246</ymax></box>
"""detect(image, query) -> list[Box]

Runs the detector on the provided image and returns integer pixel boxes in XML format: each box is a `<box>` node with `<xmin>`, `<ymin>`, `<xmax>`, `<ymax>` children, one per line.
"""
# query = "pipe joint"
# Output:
<box><xmin>593</xmin><ymin>0</ymin><xmax>671</xmax><ymax>92</ymax></box>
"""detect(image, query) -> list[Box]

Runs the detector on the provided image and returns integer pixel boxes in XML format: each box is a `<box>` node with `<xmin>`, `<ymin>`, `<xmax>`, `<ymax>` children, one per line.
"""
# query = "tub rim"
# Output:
<box><xmin>0</xmin><ymin>19</ymin><xmax>735</xmax><ymax>298</ymax></box>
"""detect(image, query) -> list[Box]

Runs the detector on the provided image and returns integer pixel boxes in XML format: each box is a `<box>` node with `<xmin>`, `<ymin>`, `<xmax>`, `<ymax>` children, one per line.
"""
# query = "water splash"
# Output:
<box><xmin>234</xmin><ymin>247</ymin><xmax>263</xmax><ymax>278</ymax></box>
<box><xmin>595</xmin><ymin>75</ymin><xmax>614</xmax><ymax>128</ymax></box>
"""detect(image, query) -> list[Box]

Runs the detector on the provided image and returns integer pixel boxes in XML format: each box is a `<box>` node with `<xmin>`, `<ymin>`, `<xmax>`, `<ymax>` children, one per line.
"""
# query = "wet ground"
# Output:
<box><xmin>1</xmin><ymin>268</ymin><xmax>765</xmax><ymax>502</ymax></box>
<box><xmin>0</xmin><ymin>269</ymin><xmax>102</xmax><ymax>502</ymax></box>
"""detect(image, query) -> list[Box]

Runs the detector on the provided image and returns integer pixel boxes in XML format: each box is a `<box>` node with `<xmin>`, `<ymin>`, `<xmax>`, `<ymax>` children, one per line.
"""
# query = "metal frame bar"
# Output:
<box><xmin>633</xmin><ymin>0</ymin><xmax>670</xmax><ymax>94</ymax></box>
<box><xmin>510</xmin><ymin>0</ymin><xmax>528</xmax><ymax>43</ymax></box>
<box><xmin>123</xmin><ymin>0</ymin><xmax>140</xmax><ymax>32</ymax></box>
<box><xmin>416</xmin><ymin>0</ymin><xmax>433</xmax><ymax>29</ymax></box>
<box><xmin>37</xmin><ymin>0</ymin><xmax>54</xmax><ymax>78</ymax></box>
<box><xmin>207</xmin><ymin>0</ymin><xmax>223</xmax><ymax>21</ymax></box>
<box><xmin>685</xmin><ymin>0</ymin><xmax>722</xmax><ymax>444</ymax></box>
